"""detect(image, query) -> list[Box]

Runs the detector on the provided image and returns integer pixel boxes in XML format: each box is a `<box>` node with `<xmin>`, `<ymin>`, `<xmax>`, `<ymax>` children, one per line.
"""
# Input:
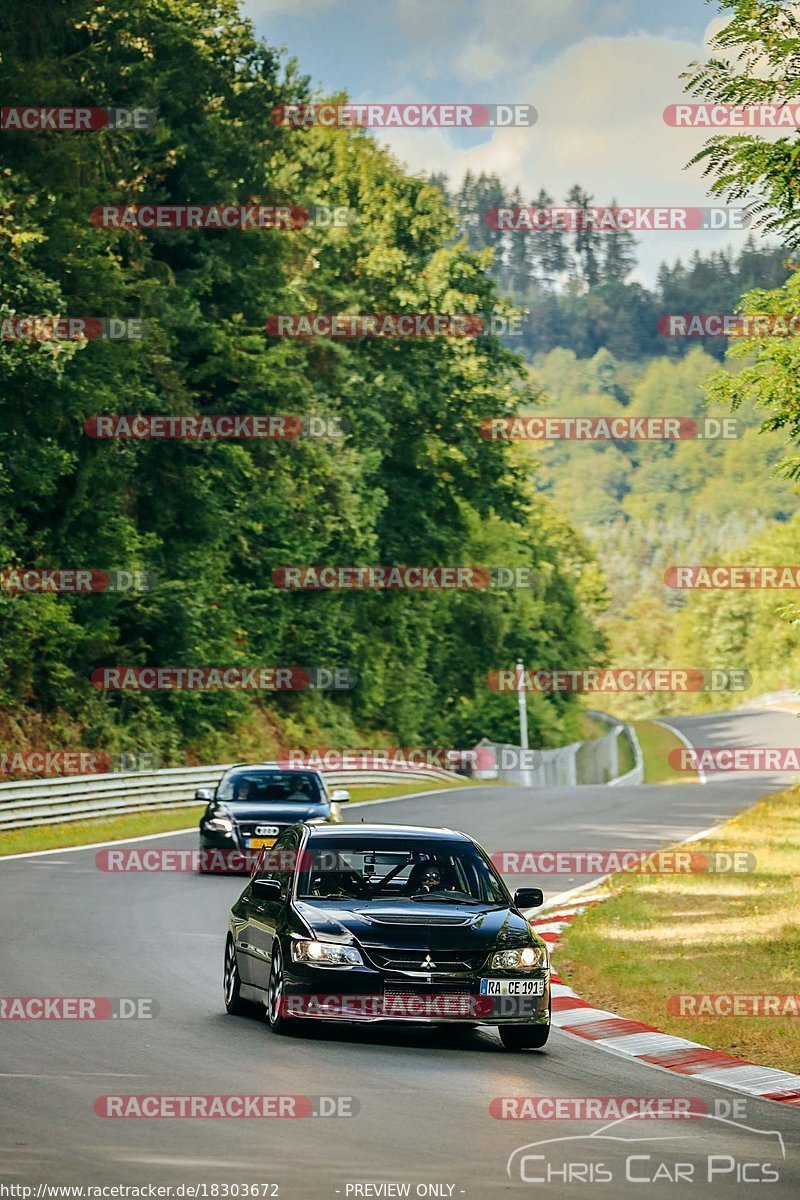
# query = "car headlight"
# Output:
<box><xmin>490</xmin><ymin>944</ymin><xmax>548</xmax><ymax>970</ymax></box>
<box><xmin>204</xmin><ymin>816</ymin><xmax>233</xmax><ymax>834</ymax></box>
<box><xmin>291</xmin><ymin>939</ymin><xmax>363</xmax><ymax>966</ymax></box>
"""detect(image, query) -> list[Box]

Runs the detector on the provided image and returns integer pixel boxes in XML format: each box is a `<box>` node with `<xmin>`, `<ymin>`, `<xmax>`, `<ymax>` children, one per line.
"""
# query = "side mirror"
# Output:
<box><xmin>514</xmin><ymin>887</ymin><xmax>544</xmax><ymax>910</ymax></box>
<box><xmin>330</xmin><ymin>789</ymin><xmax>351</xmax><ymax>803</ymax></box>
<box><xmin>195</xmin><ymin>788</ymin><xmax>214</xmax><ymax>803</ymax></box>
<box><xmin>252</xmin><ymin>877</ymin><xmax>282</xmax><ymax>901</ymax></box>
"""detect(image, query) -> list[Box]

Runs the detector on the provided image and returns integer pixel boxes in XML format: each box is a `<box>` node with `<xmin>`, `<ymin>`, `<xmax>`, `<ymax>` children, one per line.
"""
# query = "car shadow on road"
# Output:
<box><xmin>210</xmin><ymin>1009</ymin><xmax>506</xmax><ymax>1052</ymax></box>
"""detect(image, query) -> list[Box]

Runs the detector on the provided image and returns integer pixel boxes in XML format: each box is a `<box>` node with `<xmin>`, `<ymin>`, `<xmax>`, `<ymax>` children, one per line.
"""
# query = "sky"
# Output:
<box><xmin>242</xmin><ymin>0</ymin><xmax>758</xmax><ymax>283</ymax></box>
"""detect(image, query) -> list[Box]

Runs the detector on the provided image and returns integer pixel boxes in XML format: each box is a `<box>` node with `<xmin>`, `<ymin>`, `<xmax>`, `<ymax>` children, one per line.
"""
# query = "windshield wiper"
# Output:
<box><xmin>409</xmin><ymin>893</ymin><xmax>486</xmax><ymax>905</ymax></box>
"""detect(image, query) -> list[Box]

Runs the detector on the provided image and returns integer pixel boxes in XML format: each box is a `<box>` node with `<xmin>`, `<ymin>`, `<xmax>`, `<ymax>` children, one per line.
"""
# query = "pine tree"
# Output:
<box><xmin>566</xmin><ymin>184</ymin><xmax>601</xmax><ymax>288</ymax></box>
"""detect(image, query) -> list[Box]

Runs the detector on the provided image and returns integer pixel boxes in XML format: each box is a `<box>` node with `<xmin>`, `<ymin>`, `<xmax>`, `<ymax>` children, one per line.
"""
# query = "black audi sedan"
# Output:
<box><xmin>198</xmin><ymin>764</ymin><xmax>348</xmax><ymax>872</ymax></box>
<box><xmin>224</xmin><ymin>823</ymin><xmax>550</xmax><ymax>1049</ymax></box>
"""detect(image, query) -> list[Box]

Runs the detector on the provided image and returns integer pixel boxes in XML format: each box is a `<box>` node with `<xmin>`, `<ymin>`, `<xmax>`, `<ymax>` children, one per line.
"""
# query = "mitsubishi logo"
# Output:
<box><xmin>421</xmin><ymin>954</ymin><xmax>435</xmax><ymax>969</ymax></box>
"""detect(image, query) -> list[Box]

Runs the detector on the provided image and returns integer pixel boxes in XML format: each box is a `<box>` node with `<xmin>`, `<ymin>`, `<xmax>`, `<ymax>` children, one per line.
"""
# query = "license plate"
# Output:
<box><xmin>480</xmin><ymin>978</ymin><xmax>545</xmax><ymax>996</ymax></box>
<box><xmin>247</xmin><ymin>837</ymin><xmax>277</xmax><ymax>849</ymax></box>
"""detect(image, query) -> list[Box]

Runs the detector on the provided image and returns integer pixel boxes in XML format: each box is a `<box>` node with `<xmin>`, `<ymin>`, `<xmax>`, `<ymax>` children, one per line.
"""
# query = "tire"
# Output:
<box><xmin>266</xmin><ymin>942</ymin><xmax>298</xmax><ymax>1035</ymax></box>
<box><xmin>499</xmin><ymin>1023</ymin><xmax>550</xmax><ymax>1050</ymax></box>
<box><xmin>223</xmin><ymin>936</ymin><xmax>250</xmax><ymax>1015</ymax></box>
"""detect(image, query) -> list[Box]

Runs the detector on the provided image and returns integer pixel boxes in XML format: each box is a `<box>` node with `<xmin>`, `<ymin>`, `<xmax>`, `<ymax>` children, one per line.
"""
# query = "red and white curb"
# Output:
<box><xmin>531</xmin><ymin>898</ymin><xmax>800</xmax><ymax>1108</ymax></box>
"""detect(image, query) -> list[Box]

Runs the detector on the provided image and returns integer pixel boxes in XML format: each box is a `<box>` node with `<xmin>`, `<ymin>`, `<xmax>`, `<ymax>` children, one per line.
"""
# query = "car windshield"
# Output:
<box><xmin>218</xmin><ymin>769</ymin><xmax>324</xmax><ymax>805</ymax></box>
<box><xmin>297</xmin><ymin>837</ymin><xmax>508</xmax><ymax>904</ymax></box>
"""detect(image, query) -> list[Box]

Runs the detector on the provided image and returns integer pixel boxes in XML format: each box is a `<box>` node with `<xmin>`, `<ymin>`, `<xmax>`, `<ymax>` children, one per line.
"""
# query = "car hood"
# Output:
<box><xmin>293</xmin><ymin>899</ymin><xmax>536</xmax><ymax>951</ymax></box>
<box><xmin>221</xmin><ymin>801</ymin><xmax>328</xmax><ymax>823</ymax></box>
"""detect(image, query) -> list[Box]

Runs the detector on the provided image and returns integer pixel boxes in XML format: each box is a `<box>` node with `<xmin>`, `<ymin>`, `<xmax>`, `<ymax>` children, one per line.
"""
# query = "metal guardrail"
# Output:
<box><xmin>598</xmin><ymin>714</ymin><xmax>645</xmax><ymax>786</ymax></box>
<box><xmin>0</xmin><ymin>763</ymin><xmax>460</xmax><ymax>831</ymax></box>
<box><xmin>608</xmin><ymin>745</ymin><xmax>645</xmax><ymax>785</ymax></box>
<box><xmin>0</xmin><ymin>711</ymin><xmax>645</xmax><ymax>832</ymax></box>
<box><xmin>472</xmin><ymin>711</ymin><xmax>644</xmax><ymax>787</ymax></box>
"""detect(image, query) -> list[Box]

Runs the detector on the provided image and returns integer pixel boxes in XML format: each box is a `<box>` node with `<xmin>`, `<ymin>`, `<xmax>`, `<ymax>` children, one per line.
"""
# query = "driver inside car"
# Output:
<box><xmin>286</xmin><ymin>777</ymin><xmax>314</xmax><ymax>802</ymax></box>
<box><xmin>404</xmin><ymin>857</ymin><xmax>457</xmax><ymax>895</ymax></box>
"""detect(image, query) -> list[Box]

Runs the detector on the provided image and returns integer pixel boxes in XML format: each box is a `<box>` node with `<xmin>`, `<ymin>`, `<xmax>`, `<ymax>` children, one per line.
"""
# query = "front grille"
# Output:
<box><xmin>367</xmin><ymin>948</ymin><xmax>487</xmax><ymax>972</ymax></box>
<box><xmin>382</xmin><ymin>987</ymin><xmax>473</xmax><ymax>1018</ymax></box>
<box><xmin>236</xmin><ymin>822</ymin><xmax>287</xmax><ymax>839</ymax></box>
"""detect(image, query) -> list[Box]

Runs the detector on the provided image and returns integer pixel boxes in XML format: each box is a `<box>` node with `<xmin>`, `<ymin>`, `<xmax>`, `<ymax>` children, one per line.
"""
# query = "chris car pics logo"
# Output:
<box><xmin>506</xmin><ymin>1113</ymin><xmax>784</xmax><ymax>1184</ymax></box>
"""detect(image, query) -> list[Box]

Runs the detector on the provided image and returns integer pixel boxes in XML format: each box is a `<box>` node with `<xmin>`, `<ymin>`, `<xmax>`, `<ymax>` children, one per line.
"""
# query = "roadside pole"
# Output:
<box><xmin>516</xmin><ymin>659</ymin><xmax>532</xmax><ymax>785</ymax></box>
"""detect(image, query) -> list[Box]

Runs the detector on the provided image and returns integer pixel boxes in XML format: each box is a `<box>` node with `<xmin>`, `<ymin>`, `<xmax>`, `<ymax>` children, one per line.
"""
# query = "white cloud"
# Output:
<box><xmin>376</xmin><ymin>30</ymin><xmax>767</xmax><ymax>280</ymax></box>
<box><xmin>456</xmin><ymin>42</ymin><xmax>508</xmax><ymax>83</ymax></box>
<box><xmin>394</xmin><ymin>0</ymin><xmax>645</xmax><ymax>86</ymax></box>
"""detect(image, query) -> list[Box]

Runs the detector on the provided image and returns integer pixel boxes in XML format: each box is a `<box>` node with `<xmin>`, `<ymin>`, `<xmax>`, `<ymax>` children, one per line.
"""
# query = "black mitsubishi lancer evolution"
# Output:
<box><xmin>224</xmin><ymin>822</ymin><xmax>550</xmax><ymax>1050</ymax></box>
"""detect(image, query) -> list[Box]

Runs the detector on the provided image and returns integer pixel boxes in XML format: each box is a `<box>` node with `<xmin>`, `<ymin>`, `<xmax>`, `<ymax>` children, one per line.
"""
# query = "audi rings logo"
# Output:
<box><xmin>255</xmin><ymin>825</ymin><xmax>280</xmax><ymax>837</ymax></box>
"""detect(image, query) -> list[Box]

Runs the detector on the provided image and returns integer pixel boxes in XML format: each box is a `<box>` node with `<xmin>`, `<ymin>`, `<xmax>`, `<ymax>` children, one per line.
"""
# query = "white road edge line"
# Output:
<box><xmin>654</xmin><ymin>717</ymin><xmax>706</xmax><ymax>784</ymax></box>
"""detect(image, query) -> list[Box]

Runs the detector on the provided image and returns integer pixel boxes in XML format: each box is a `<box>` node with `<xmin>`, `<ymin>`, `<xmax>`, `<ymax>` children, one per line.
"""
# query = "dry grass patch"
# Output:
<box><xmin>559</xmin><ymin>785</ymin><xmax>800</xmax><ymax>1072</ymax></box>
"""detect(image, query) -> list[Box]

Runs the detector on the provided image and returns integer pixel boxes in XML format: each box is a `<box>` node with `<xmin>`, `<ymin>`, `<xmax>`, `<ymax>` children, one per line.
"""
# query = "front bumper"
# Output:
<box><xmin>281</xmin><ymin>961</ymin><xmax>551</xmax><ymax>1025</ymax></box>
<box><xmin>198</xmin><ymin>834</ymin><xmax>256</xmax><ymax>874</ymax></box>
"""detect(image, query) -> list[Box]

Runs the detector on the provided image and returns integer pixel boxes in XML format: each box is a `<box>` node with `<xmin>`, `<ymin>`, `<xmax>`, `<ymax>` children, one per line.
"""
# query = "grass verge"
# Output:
<box><xmin>558</xmin><ymin>783</ymin><xmax>800</xmax><ymax>1073</ymax></box>
<box><xmin>634</xmin><ymin>719</ymin><xmax>698</xmax><ymax>784</ymax></box>
<box><xmin>0</xmin><ymin>777</ymin><xmax>474</xmax><ymax>858</ymax></box>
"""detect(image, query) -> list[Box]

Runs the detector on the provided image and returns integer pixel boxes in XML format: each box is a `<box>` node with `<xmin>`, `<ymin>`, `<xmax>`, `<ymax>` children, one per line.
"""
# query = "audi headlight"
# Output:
<box><xmin>291</xmin><ymin>939</ymin><xmax>363</xmax><ymax>966</ymax></box>
<box><xmin>490</xmin><ymin>944</ymin><xmax>548</xmax><ymax>971</ymax></box>
<box><xmin>204</xmin><ymin>816</ymin><xmax>233</xmax><ymax>834</ymax></box>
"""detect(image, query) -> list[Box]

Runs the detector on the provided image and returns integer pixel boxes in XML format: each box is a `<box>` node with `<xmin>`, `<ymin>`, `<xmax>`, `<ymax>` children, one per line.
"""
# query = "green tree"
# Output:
<box><xmin>684</xmin><ymin>0</ymin><xmax>800</xmax><ymax>244</ymax></box>
<box><xmin>0</xmin><ymin>0</ymin><xmax>606</xmax><ymax>759</ymax></box>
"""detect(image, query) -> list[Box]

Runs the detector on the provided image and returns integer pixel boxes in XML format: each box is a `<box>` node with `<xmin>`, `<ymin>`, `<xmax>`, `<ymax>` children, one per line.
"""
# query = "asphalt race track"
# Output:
<box><xmin>2</xmin><ymin>709</ymin><xmax>799</xmax><ymax>1197</ymax></box>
